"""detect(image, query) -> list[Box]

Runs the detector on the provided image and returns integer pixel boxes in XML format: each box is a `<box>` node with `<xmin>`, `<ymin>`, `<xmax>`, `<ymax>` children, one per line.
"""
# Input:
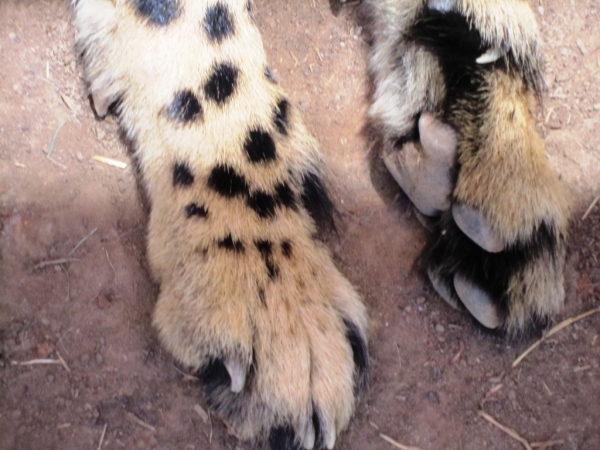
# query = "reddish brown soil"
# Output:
<box><xmin>1</xmin><ymin>1</ymin><xmax>599</xmax><ymax>449</ymax></box>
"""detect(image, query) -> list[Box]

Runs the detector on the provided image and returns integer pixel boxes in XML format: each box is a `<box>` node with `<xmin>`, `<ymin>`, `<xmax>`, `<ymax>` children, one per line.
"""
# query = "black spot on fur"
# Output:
<box><xmin>247</xmin><ymin>192</ymin><xmax>277</xmax><ymax>219</ymax></box>
<box><xmin>344</xmin><ymin>319</ymin><xmax>369</xmax><ymax>393</ymax></box>
<box><xmin>218</xmin><ymin>234</ymin><xmax>245</xmax><ymax>253</ymax></box>
<box><xmin>204</xmin><ymin>3</ymin><xmax>234</xmax><ymax>43</ymax></box>
<box><xmin>258</xmin><ymin>286</ymin><xmax>266</xmax><ymax>306</ymax></box>
<box><xmin>166</xmin><ymin>90</ymin><xmax>202</xmax><ymax>123</ymax></box>
<box><xmin>301</xmin><ymin>172</ymin><xmax>335</xmax><ymax>230</ymax></box>
<box><xmin>185</xmin><ymin>203</ymin><xmax>208</xmax><ymax>218</ymax></box>
<box><xmin>135</xmin><ymin>0</ymin><xmax>179</xmax><ymax>26</ymax></box>
<box><xmin>255</xmin><ymin>240</ymin><xmax>279</xmax><ymax>279</ymax></box>
<box><xmin>265</xmin><ymin>67</ymin><xmax>278</xmax><ymax>84</ymax></box>
<box><xmin>204</xmin><ymin>62</ymin><xmax>239</xmax><ymax>104</ymax></box>
<box><xmin>425</xmin><ymin>215</ymin><xmax>560</xmax><ymax>333</ymax></box>
<box><xmin>244</xmin><ymin>130</ymin><xmax>277</xmax><ymax>163</ymax></box>
<box><xmin>173</xmin><ymin>162</ymin><xmax>195</xmax><ymax>187</ymax></box>
<box><xmin>207</xmin><ymin>165</ymin><xmax>249</xmax><ymax>198</ymax></box>
<box><xmin>281</xmin><ymin>240</ymin><xmax>293</xmax><ymax>258</ymax></box>
<box><xmin>268</xmin><ymin>425</ymin><xmax>300</xmax><ymax>450</ymax></box>
<box><xmin>275</xmin><ymin>183</ymin><xmax>297</xmax><ymax>210</ymax></box>
<box><xmin>274</xmin><ymin>99</ymin><xmax>290</xmax><ymax>135</ymax></box>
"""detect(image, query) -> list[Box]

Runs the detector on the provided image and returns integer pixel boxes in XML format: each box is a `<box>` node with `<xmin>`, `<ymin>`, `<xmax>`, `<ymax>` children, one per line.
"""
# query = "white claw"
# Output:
<box><xmin>323</xmin><ymin>421</ymin><xmax>336</xmax><ymax>450</ymax></box>
<box><xmin>427</xmin><ymin>0</ymin><xmax>456</xmax><ymax>12</ymax></box>
<box><xmin>303</xmin><ymin>422</ymin><xmax>316</xmax><ymax>450</ymax></box>
<box><xmin>453</xmin><ymin>274</ymin><xmax>501</xmax><ymax>329</ymax></box>
<box><xmin>224</xmin><ymin>359</ymin><xmax>246</xmax><ymax>393</ymax></box>
<box><xmin>476</xmin><ymin>45</ymin><xmax>508</xmax><ymax>64</ymax></box>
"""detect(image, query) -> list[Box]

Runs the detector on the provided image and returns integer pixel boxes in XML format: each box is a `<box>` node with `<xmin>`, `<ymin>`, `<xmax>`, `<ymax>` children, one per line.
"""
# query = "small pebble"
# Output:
<box><xmin>435</xmin><ymin>324</ymin><xmax>445</xmax><ymax>333</ymax></box>
<box><xmin>95</xmin><ymin>353</ymin><xmax>104</xmax><ymax>365</ymax></box>
<box><xmin>594</xmin><ymin>104</ymin><xmax>600</xmax><ymax>111</ymax></box>
<box><xmin>9</xmin><ymin>32</ymin><xmax>16</xmax><ymax>40</ymax></box>
<box><xmin>76</xmin><ymin>152</ymin><xmax>84</xmax><ymax>161</ymax></box>
<box><xmin>416</xmin><ymin>296</ymin><xmax>426</xmax><ymax>305</ymax></box>
<box><xmin>426</xmin><ymin>391</ymin><xmax>440</xmax><ymax>404</ymax></box>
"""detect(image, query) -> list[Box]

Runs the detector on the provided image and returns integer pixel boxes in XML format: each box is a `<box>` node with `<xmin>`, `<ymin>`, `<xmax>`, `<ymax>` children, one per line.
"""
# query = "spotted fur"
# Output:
<box><xmin>365</xmin><ymin>0</ymin><xmax>571</xmax><ymax>335</ymax></box>
<box><xmin>74</xmin><ymin>0</ymin><xmax>368</xmax><ymax>448</ymax></box>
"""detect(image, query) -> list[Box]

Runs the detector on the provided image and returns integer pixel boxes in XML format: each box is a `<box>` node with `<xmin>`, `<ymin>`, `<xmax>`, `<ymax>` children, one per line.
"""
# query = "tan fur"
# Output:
<box><xmin>365</xmin><ymin>0</ymin><xmax>571</xmax><ymax>334</ymax></box>
<box><xmin>454</xmin><ymin>69</ymin><xmax>570</xmax><ymax>333</ymax></box>
<box><xmin>75</xmin><ymin>0</ymin><xmax>367</xmax><ymax>446</ymax></box>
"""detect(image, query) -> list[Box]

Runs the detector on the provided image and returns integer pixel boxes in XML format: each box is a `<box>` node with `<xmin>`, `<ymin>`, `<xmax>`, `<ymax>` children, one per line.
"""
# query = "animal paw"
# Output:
<box><xmin>366</xmin><ymin>0</ymin><xmax>571</xmax><ymax>335</ymax></box>
<box><xmin>153</xmin><ymin>236</ymin><xmax>368</xmax><ymax>449</ymax></box>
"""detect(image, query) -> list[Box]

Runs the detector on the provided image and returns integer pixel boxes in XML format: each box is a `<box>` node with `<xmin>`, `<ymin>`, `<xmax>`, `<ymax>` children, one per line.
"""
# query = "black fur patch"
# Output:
<box><xmin>173</xmin><ymin>162</ymin><xmax>195</xmax><ymax>187</ymax></box>
<box><xmin>274</xmin><ymin>99</ymin><xmax>290</xmax><ymax>135</ymax></box>
<box><xmin>343</xmin><ymin>319</ymin><xmax>369</xmax><ymax>393</ymax></box>
<box><xmin>265</xmin><ymin>67</ymin><xmax>278</xmax><ymax>84</ymax></box>
<box><xmin>301</xmin><ymin>172</ymin><xmax>335</xmax><ymax>230</ymax></box>
<box><xmin>204</xmin><ymin>3</ymin><xmax>234</xmax><ymax>43</ymax></box>
<box><xmin>425</xmin><ymin>214</ymin><xmax>559</xmax><ymax>330</ymax></box>
<box><xmin>407</xmin><ymin>9</ymin><xmax>489</xmax><ymax>130</ymax></box>
<box><xmin>185</xmin><ymin>203</ymin><xmax>208</xmax><ymax>218</ymax></box>
<box><xmin>135</xmin><ymin>0</ymin><xmax>179</xmax><ymax>26</ymax></box>
<box><xmin>244</xmin><ymin>130</ymin><xmax>277</xmax><ymax>163</ymax></box>
<box><xmin>311</xmin><ymin>409</ymin><xmax>327</xmax><ymax>450</ymax></box>
<box><xmin>166</xmin><ymin>90</ymin><xmax>203</xmax><ymax>123</ymax></box>
<box><xmin>197</xmin><ymin>356</ymin><xmax>255</xmax><ymax>429</ymax></box>
<box><xmin>268</xmin><ymin>425</ymin><xmax>300</xmax><ymax>450</ymax></box>
<box><xmin>255</xmin><ymin>240</ymin><xmax>279</xmax><ymax>279</ymax></box>
<box><xmin>207</xmin><ymin>164</ymin><xmax>249</xmax><ymax>198</ymax></box>
<box><xmin>275</xmin><ymin>183</ymin><xmax>297</xmax><ymax>210</ymax></box>
<box><xmin>247</xmin><ymin>191</ymin><xmax>277</xmax><ymax>219</ymax></box>
<box><xmin>281</xmin><ymin>240</ymin><xmax>293</xmax><ymax>258</ymax></box>
<box><xmin>204</xmin><ymin>62</ymin><xmax>239</xmax><ymax>104</ymax></box>
<box><xmin>258</xmin><ymin>286</ymin><xmax>266</xmax><ymax>306</ymax></box>
<box><xmin>218</xmin><ymin>234</ymin><xmax>245</xmax><ymax>253</ymax></box>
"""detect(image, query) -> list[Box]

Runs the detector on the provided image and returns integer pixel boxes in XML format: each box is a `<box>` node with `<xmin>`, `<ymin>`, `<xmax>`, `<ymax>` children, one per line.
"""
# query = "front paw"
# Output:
<box><xmin>153</xmin><ymin>239</ymin><xmax>368</xmax><ymax>449</ymax></box>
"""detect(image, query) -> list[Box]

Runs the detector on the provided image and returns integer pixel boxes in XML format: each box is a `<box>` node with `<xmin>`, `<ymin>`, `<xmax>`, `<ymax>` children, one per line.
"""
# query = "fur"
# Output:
<box><xmin>74</xmin><ymin>0</ymin><xmax>368</xmax><ymax>448</ymax></box>
<box><xmin>364</xmin><ymin>0</ymin><xmax>570</xmax><ymax>335</ymax></box>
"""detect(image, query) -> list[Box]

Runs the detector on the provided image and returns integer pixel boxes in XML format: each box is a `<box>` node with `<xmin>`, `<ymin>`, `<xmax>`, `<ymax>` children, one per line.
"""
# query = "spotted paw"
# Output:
<box><xmin>75</xmin><ymin>0</ymin><xmax>368</xmax><ymax>447</ymax></box>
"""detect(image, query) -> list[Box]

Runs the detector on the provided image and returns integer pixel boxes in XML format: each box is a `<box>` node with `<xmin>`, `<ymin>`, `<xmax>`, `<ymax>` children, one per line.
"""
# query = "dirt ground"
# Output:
<box><xmin>1</xmin><ymin>1</ymin><xmax>599</xmax><ymax>449</ymax></box>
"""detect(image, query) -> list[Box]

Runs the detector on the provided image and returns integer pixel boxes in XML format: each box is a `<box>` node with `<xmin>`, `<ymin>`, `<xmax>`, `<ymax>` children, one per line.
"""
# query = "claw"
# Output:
<box><xmin>453</xmin><ymin>274</ymin><xmax>501</xmax><ymax>329</ymax></box>
<box><xmin>452</xmin><ymin>203</ymin><xmax>504</xmax><ymax>253</ymax></box>
<box><xmin>303</xmin><ymin>421</ymin><xmax>316</xmax><ymax>450</ymax></box>
<box><xmin>428</xmin><ymin>268</ymin><xmax>459</xmax><ymax>309</ymax></box>
<box><xmin>90</xmin><ymin>88</ymin><xmax>109</xmax><ymax>117</ymax></box>
<box><xmin>427</xmin><ymin>0</ymin><xmax>456</xmax><ymax>12</ymax></box>
<box><xmin>323</xmin><ymin>420</ymin><xmax>336</xmax><ymax>450</ymax></box>
<box><xmin>476</xmin><ymin>45</ymin><xmax>508</xmax><ymax>64</ymax></box>
<box><xmin>224</xmin><ymin>358</ymin><xmax>246</xmax><ymax>393</ymax></box>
